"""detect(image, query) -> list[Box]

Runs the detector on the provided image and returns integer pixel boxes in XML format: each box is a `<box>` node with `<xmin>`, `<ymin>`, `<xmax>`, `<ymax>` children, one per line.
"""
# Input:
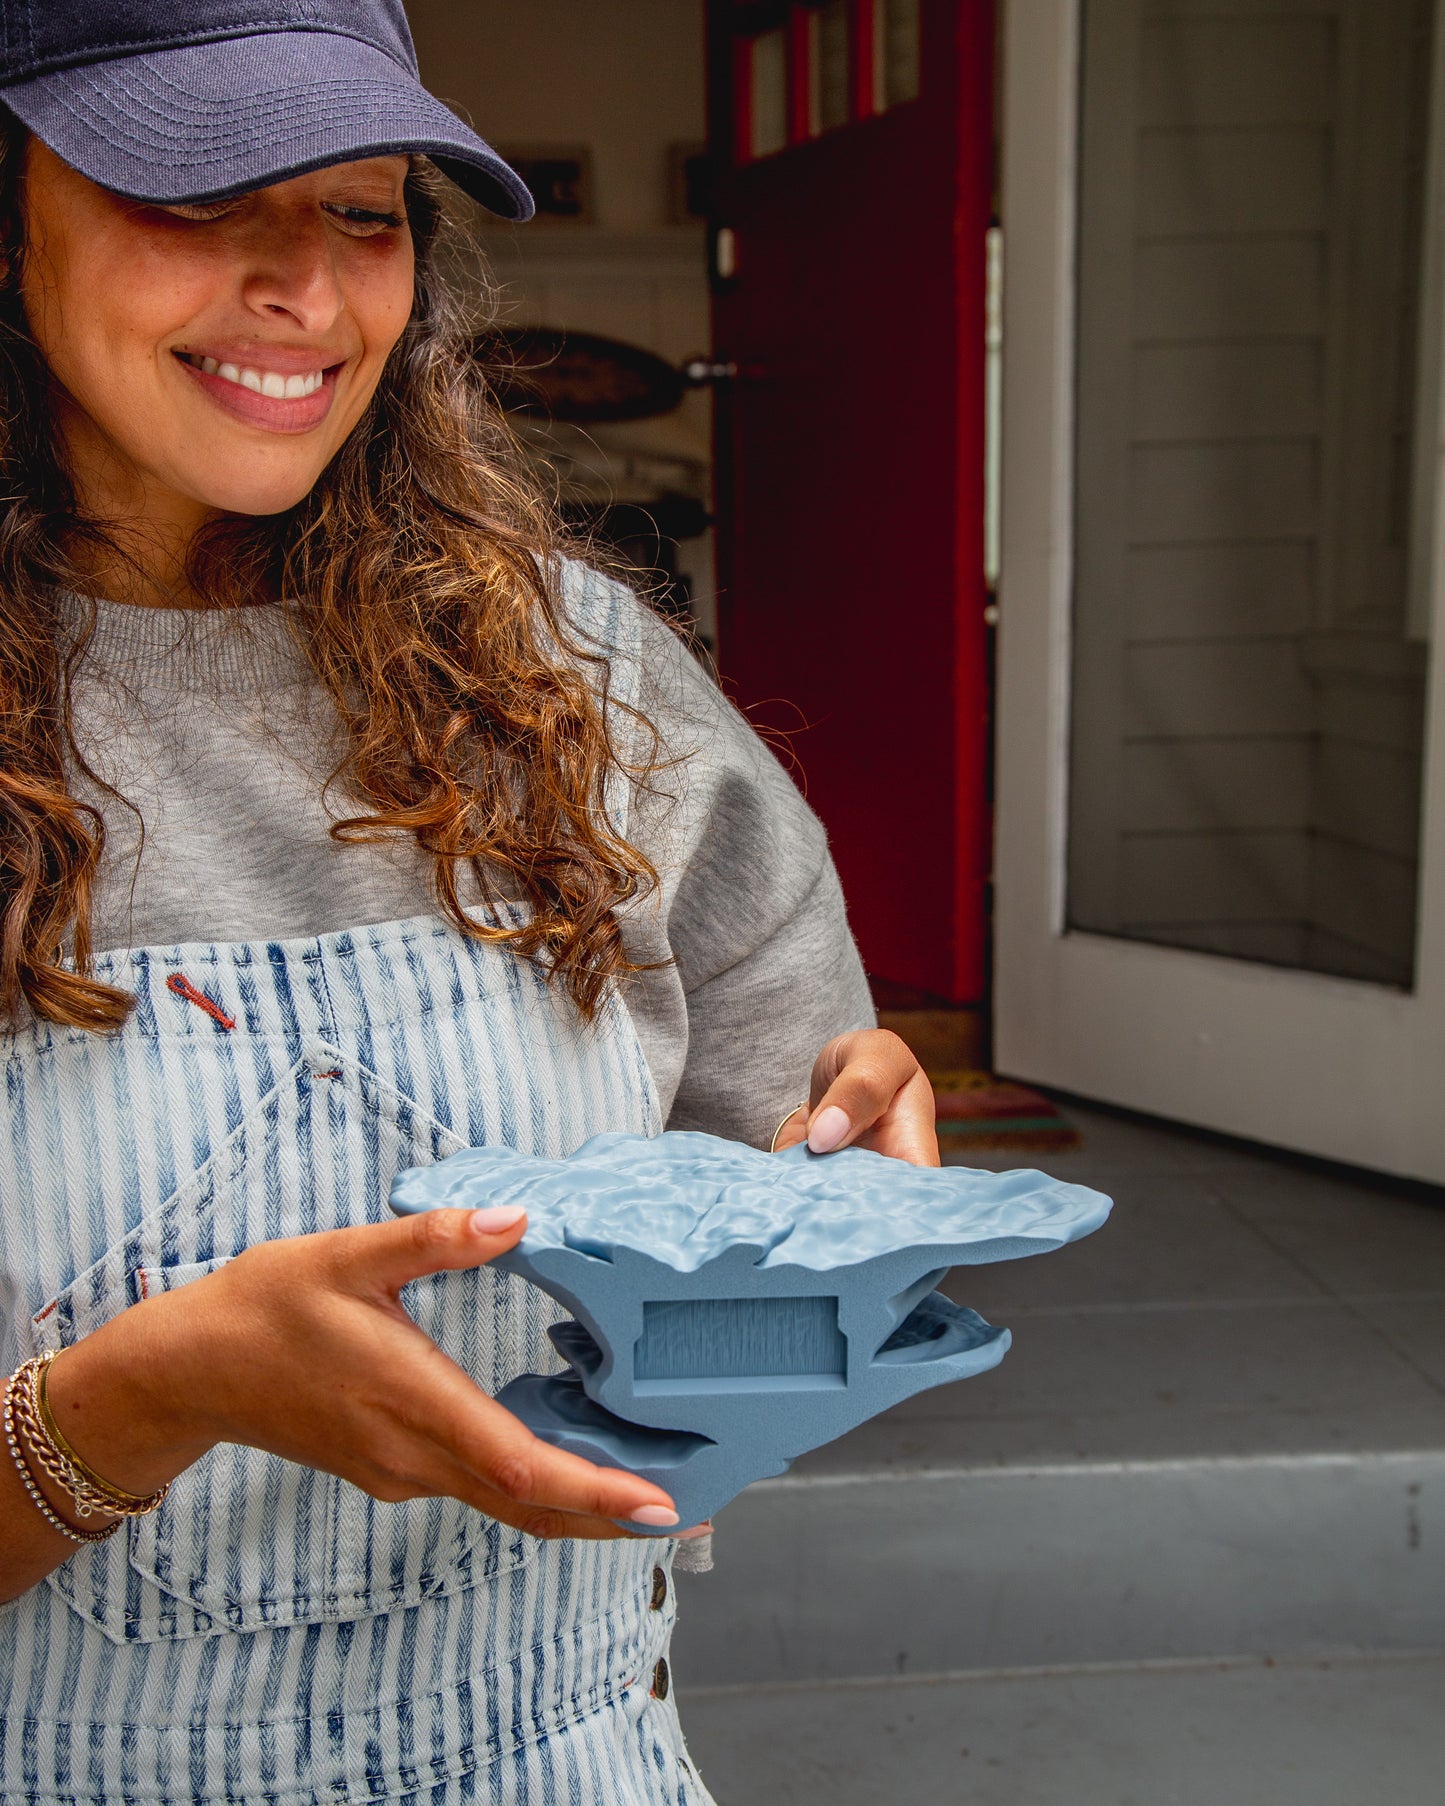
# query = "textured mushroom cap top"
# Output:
<box><xmin>391</xmin><ymin>1130</ymin><xmax>1112</xmax><ymax>1273</ymax></box>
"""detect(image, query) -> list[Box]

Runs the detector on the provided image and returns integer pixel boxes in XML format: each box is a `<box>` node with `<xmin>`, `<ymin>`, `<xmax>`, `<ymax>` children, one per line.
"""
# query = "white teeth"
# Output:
<box><xmin>190</xmin><ymin>355</ymin><xmax>326</xmax><ymax>399</ymax></box>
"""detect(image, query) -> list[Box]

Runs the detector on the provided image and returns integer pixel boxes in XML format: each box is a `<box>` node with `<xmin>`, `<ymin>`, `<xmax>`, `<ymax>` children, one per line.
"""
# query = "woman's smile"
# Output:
<box><xmin>173</xmin><ymin>347</ymin><xmax>343</xmax><ymax>433</ymax></box>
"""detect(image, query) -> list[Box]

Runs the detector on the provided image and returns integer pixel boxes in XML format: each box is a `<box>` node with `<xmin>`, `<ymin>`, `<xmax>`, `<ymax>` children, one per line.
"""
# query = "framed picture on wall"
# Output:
<box><xmin>491</xmin><ymin>145</ymin><xmax>594</xmax><ymax>225</ymax></box>
<box><xmin>667</xmin><ymin>141</ymin><xmax>710</xmax><ymax>224</ymax></box>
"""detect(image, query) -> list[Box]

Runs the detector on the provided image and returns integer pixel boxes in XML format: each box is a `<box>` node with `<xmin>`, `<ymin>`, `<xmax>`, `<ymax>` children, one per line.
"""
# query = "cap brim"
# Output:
<box><xmin>1</xmin><ymin>30</ymin><xmax>535</xmax><ymax>220</ymax></box>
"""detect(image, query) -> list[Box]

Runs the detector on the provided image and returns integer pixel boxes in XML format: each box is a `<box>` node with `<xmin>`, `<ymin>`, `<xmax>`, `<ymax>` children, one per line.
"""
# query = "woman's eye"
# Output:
<box><xmin>160</xmin><ymin>200</ymin><xmax>237</xmax><ymax>222</ymax></box>
<box><xmin>326</xmin><ymin>205</ymin><xmax>406</xmax><ymax>237</ymax></box>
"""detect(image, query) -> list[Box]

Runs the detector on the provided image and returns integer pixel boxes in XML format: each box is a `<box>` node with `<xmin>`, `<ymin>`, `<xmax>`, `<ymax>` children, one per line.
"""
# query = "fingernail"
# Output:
<box><xmin>629</xmin><ymin>1504</ymin><xmax>680</xmax><ymax>1528</ymax></box>
<box><xmin>807</xmin><ymin>1105</ymin><xmax>851</xmax><ymax>1154</ymax></box>
<box><xmin>678</xmin><ymin>1522</ymin><xmax>713</xmax><ymax>1539</ymax></box>
<box><xmin>470</xmin><ymin>1205</ymin><xmax>526</xmax><ymax>1234</ymax></box>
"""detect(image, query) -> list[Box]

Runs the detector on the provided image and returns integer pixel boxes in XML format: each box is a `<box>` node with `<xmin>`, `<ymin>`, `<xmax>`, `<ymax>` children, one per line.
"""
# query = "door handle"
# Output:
<box><xmin>984</xmin><ymin>223</ymin><xmax>1003</xmax><ymax>597</ymax></box>
<box><xmin>681</xmin><ymin>357</ymin><xmax>740</xmax><ymax>387</ymax></box>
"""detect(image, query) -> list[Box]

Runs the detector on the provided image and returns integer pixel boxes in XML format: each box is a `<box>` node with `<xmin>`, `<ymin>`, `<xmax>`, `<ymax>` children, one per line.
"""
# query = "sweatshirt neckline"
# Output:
<box><xmin>68</xmin><ymin>596</ymin><xmax>306</xmax><ymax>692</ymax></box>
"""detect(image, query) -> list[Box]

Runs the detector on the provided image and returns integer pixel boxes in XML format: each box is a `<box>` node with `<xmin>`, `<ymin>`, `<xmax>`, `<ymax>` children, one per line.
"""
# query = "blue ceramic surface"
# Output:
<box><xmin>391</xmin><ymin>1131</ymin><xmax>1111</xmax><ymax>1528</ymax></box>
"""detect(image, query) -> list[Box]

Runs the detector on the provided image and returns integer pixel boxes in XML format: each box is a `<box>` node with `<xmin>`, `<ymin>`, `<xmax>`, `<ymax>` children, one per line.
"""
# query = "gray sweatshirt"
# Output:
<box><xmin>67</xmin><ymin>568</ymin><xmax>875</xmax><ymax>1148</ymax></box>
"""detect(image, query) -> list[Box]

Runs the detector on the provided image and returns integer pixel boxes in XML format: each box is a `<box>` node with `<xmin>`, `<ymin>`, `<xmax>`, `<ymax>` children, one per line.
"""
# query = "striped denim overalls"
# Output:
<box><xmin>0</xmin><ymin>911</ymin><xmax>715</xmax><ymax>1805</ymax></box>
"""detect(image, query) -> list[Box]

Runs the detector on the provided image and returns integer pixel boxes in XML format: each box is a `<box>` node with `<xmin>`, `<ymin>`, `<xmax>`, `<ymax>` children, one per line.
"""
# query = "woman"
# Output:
<box><xmin>0</xmin><ymin>4</ymin><xmax>938</xmax><ymax>1802</ymax></box>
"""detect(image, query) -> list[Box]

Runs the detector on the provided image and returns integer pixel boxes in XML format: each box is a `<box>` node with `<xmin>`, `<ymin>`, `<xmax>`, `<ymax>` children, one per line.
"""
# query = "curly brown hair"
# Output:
<box><xmin>0</xmin><ymin>115</ymin><xmax>662</xmax><ymax>1033</ymax></box>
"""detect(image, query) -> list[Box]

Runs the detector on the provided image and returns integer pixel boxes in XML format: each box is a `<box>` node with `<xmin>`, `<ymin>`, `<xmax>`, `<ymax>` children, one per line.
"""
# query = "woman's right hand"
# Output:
<box><xmin>43</xmin><ymin>1206</ymin><xmax>684</xmax><ymax>1544</ymax></box>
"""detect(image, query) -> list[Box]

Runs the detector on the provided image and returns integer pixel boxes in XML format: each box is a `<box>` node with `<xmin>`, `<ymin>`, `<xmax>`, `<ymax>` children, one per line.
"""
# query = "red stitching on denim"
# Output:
<box><xmin>138</xmin><ymin>1268</ymin><xmax>150</xmax><ymax>1301</ymax></box>
<box><xmin>166</xmin><ymin>973</ymin><xmax>236</xmax><ymax>1031</ymax></box>
<box><xmin>34</xmin><ymin>1300</ymin><xmax>56</xmax><ymax>1324</ymax></box>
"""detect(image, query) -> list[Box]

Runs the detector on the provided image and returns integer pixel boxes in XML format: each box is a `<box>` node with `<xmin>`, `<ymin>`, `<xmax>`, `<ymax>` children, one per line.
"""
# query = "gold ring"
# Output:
<box><xmin>769</xmin><ymin>1102</ymin><xmax>810</xmax><ymax>1153</ymax></box>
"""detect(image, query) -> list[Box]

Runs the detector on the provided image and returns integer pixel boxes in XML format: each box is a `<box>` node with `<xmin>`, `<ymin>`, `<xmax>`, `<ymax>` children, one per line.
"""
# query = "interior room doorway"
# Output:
<box><xmin>412</xmin><ymin>1</ymin><xmax>999</xmax><ymax>1023</ymax></box>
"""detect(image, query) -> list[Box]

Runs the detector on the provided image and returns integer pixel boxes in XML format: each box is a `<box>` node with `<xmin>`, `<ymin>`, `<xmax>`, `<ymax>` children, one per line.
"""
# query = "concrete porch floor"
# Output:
<box><xmin>670</xmin><ymin>1099</ymin><xmax>1445</xmax><ymax>1803</ymax></box>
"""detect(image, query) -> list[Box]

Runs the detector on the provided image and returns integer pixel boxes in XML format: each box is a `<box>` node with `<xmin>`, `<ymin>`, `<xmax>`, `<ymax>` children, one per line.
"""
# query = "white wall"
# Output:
<box><xmin>405</xmin><ymin>0</ymin><xmax>711</xmax><ymax>423</ymax></box>
<box><xmin>406</xmin><ymin>1</ymin><xmax>717</xmax><ymax>637</ymax></box>
<box><xmin>407</xmin><ymin>0</ymin><xmax>707</xmax><ymax>235</ymax></box>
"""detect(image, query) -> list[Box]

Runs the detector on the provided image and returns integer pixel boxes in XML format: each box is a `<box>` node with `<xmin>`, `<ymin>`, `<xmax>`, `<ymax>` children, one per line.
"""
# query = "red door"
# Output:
<box><xmin>707</xmin><ymin>0</ymin><xmax>993</xmax><ymax>1005</ymax></box>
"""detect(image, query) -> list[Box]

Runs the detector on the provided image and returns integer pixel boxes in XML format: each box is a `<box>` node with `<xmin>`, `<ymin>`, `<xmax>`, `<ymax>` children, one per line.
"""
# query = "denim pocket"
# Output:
<box><xmin>32</xmin><ymin>1046</ymin><xmax>541</xmax><ymax>1645</ymax></box>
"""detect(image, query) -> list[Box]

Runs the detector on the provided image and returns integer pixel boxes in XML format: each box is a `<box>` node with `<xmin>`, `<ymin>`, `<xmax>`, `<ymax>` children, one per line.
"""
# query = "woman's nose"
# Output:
<box><xmin>239</xmin><ymin>214</ymin><xmax>347</xmax><ymax>333</ymax></box>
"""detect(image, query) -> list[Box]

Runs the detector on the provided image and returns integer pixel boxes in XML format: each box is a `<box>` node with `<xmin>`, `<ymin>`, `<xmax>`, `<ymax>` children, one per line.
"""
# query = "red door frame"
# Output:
<box><xmin>706</xmin><ymin>0</ymin><xmax>994</xmax><ymax>1007</ymax></box>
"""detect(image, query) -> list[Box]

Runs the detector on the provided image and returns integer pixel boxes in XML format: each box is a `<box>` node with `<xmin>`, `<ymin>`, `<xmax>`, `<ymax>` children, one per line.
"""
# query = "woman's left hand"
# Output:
<box><xmin>772</xmin><ymin>1029</ymin><xmax>939</xmax><ymax>1167</ymax></box>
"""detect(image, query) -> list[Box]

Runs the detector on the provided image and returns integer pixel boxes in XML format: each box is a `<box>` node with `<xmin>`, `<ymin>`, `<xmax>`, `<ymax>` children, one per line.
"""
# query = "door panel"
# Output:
<box><xmin>708</xmin><ymin>0</ymin><xmax>994</xmax><ymax>1003</ymax></box>
<box><xmin>995</xmin><ymin>0</ymin><xmax>1445</xmax><ymax>1181</ymax></box>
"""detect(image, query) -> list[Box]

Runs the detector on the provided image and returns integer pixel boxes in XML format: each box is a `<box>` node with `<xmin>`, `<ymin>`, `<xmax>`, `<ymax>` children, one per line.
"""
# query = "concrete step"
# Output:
<box><xmin>677</xmin><ymin>1650</ymin><xmax>1445</xmax><ymax>1806</ymax></box>
<box><xmin>665</xmin><ymin>1099</ymin><xmax>1445</xmax><ymax>1799</ymax></box>
<box><xmin>671</xmin><ymin>1450</ymin><xmax>1445</xmax><ymax>1687</ymax></box>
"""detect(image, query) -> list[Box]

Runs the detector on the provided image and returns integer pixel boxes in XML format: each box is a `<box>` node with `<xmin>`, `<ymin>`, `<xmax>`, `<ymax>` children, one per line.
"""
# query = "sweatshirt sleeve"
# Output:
<box><xmin>609</xmin><ymin>585</ymin><xmax>877</xmax><ymax>1147</ymax></box>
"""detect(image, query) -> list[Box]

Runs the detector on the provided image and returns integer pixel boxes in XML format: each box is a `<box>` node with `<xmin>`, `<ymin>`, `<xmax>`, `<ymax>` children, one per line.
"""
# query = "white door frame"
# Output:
<box><xmin>993</xmin><ymin>0</ymin><xmax>1445</xmax><ymax>1183</ymax></box>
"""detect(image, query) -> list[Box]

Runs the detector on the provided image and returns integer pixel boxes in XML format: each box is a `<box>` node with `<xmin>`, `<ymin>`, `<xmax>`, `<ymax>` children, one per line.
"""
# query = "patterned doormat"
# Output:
<box><xmin>930</xmin><ymin>1070</ymin><xmax>1081</xmax><ymax>1153</ymax></box>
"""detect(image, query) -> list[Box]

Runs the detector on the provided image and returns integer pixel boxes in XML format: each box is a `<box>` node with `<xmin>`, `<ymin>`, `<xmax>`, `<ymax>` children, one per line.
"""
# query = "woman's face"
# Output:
<box><xmin>19</xmin><ymin>139</ymin><xmax>416</xmax><ymax>530</ymax></box>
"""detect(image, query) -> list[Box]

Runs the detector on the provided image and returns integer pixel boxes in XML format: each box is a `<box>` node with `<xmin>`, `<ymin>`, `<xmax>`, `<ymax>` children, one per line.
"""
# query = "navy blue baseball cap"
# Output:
<box><xmin>0</xmin><ymin>0</ymin><xmax>535</xmax><ymax>219</ymax></box>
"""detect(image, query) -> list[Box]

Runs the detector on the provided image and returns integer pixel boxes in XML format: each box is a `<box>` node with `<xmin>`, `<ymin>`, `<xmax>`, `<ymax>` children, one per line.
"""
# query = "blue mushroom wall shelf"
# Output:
<box><xmin>391</xmin><ymin>1130</ymin><xmax>1111</xmax><ymax>1531</ymax></box>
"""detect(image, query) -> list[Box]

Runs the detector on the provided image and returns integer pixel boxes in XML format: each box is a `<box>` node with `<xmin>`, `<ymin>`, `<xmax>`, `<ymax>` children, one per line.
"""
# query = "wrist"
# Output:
<box><xmin>44</xmin><ymin>1295</ymin><xmax>219</xmax><ymax>1496</ymax></box>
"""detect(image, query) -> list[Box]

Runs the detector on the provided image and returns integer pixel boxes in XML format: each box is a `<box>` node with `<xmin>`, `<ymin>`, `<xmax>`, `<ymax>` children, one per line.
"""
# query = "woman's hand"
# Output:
<box><xmin>773</xmin><ymin>1028</ymin><xmax>939</xmax><ymax>1166</ymax></box>
<box><xmin>45</xmin><ymin>1208</ymin><xmax>685</xmax><ymax>1546</ymax></box>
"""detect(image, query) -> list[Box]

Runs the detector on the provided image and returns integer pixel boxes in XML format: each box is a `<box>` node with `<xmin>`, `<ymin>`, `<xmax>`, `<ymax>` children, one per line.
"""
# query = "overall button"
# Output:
<box><xmin>650</xmin><ymin>1657</ymin><xmax>670</xmax><ymax>1701</ymax></box>
<box><xmin>650</xmin><ymin>1565</ymin><xmax>667</xmax><ymax>1611</ymax></box>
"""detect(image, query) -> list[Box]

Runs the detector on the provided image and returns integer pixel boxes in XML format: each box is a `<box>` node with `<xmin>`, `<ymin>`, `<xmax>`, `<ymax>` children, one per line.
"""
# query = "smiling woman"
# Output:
<box><xmin>0</xmin><ymin>4</ymin><xmax>931</xmax><ymax>1804</ymax></box>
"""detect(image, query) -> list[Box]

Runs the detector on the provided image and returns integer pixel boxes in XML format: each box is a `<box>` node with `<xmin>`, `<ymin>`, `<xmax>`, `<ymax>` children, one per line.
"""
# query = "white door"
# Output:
<box><xmin>994</xmin><ymin>0</ymin><xmax>1445</xmax><ymax>1182</ymax></box>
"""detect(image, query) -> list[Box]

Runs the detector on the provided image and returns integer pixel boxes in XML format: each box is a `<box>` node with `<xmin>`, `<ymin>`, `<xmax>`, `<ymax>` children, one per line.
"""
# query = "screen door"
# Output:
<box><xmin>995</xmin><ymin>0</ymin><xmax>1445</xmax><ymax>1181</ymax></box>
